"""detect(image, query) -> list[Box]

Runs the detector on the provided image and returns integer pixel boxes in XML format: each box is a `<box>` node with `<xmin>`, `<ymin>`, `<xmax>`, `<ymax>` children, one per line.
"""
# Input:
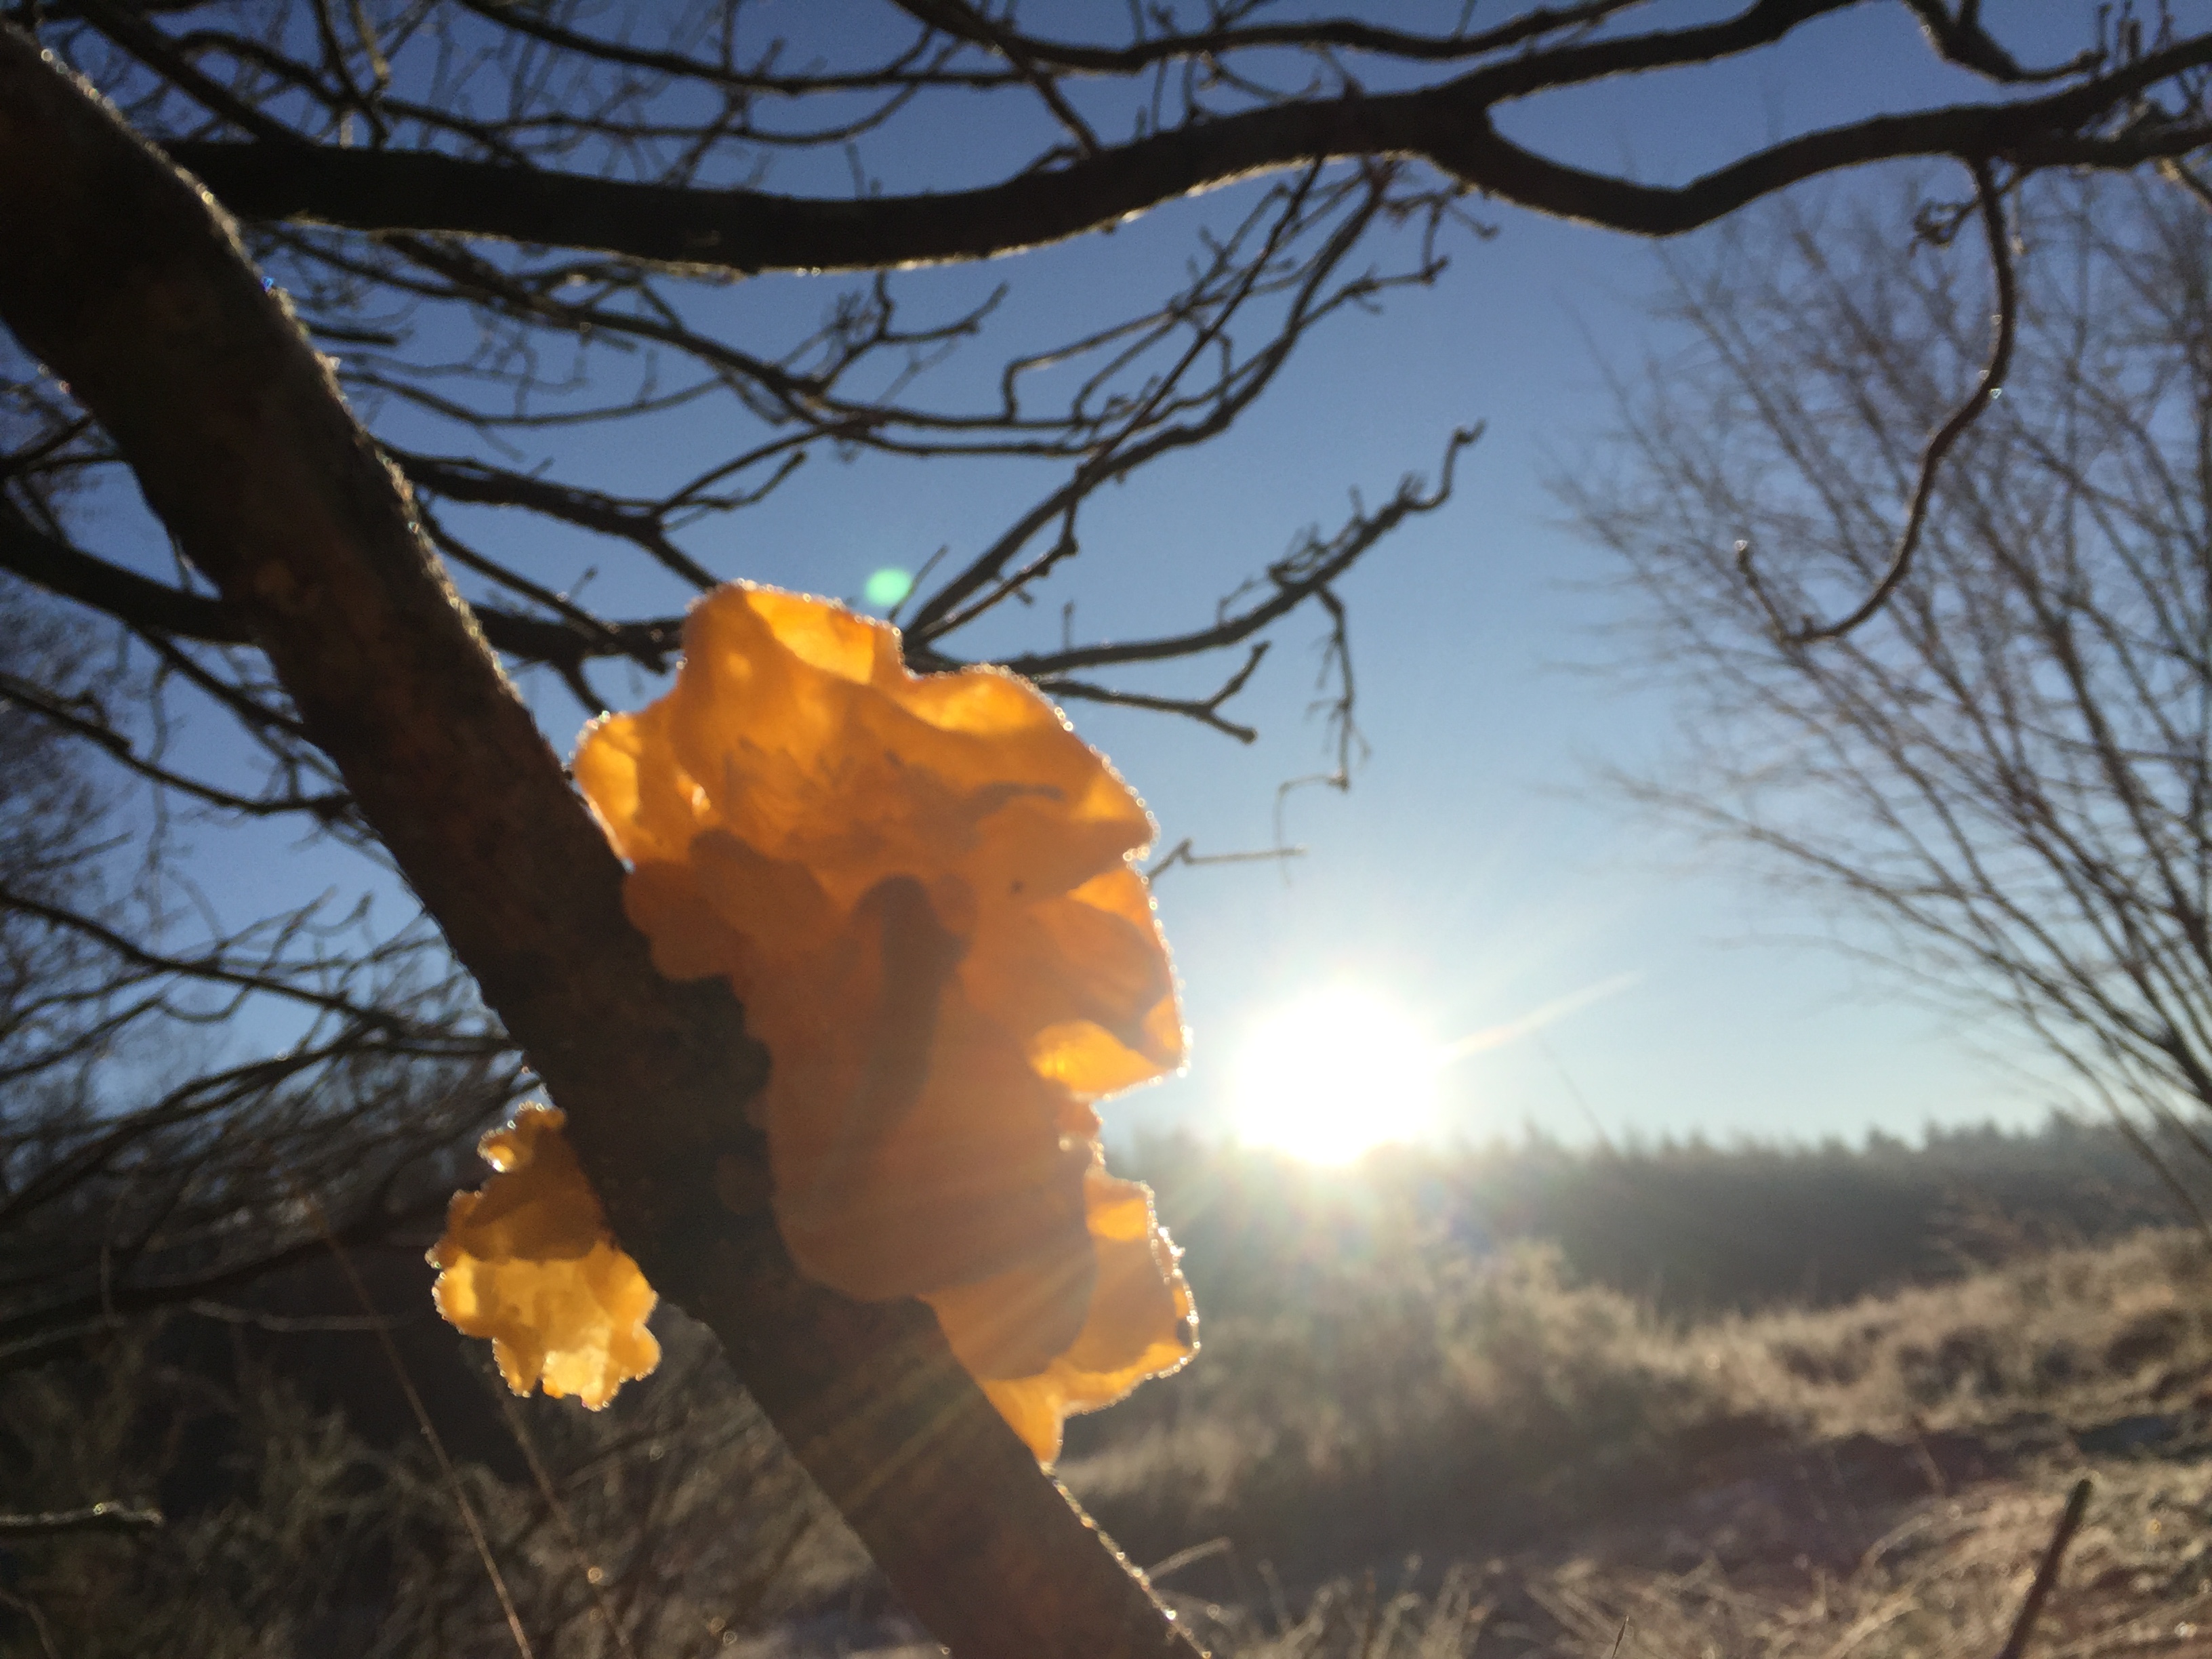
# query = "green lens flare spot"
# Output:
<box><xmin>864</xmin><ymin>567</ymin><xmax>915</xmax><ymax>609</ymax></box>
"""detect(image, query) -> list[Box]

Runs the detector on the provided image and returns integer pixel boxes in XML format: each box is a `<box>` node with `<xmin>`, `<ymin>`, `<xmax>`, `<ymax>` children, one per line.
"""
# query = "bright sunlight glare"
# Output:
<box><xmin>1230</xmin><ymin>987</ymin><xmax>1441</xmax><ymax>1164</ymax></box>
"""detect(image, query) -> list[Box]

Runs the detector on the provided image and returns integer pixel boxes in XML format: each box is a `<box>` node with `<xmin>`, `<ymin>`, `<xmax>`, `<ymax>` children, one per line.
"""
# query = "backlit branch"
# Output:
<box><xmin>1738</xmin><ymin>156</ymin><xmax>2018</xmax><ymax>642</ymax></box>
<box><xmin>157</xmin><ymin>37</ymin><xmax>2212</xmax><ymax>274</ymax></box>
<box><xmin>960</xmin><ymin>425</ymin><xmax>1483</xmax><ymax>680</ymax></box>
<box><xmin>0</xmin><ymin>30</ymin><xmax>1201</xmax><ymax>1659</ymax></box>
<box><xmin>0</xmin><ymin>490</ymin><xmax>687</xmax><ymax>678</ymax></box>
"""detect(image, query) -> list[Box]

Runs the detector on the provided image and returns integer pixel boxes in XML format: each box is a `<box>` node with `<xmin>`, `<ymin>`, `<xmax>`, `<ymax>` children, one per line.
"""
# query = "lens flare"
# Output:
<box><xmin>864</xmin><ymin>567</ymin><xmax>915</xmax><ymax>609</ymax></box>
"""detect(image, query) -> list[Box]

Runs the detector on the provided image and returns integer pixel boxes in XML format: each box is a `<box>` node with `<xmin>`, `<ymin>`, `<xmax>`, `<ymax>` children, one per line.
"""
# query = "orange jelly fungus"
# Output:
<box><xmin>428</xmin><ymin>1105</ymin><xmax>661</xmax><ymax>1410</ymax></box>
<box><xmin>570</xmin><ymin>582</ymin><xmax>1195</xmax><ymax>1460</ymax></box>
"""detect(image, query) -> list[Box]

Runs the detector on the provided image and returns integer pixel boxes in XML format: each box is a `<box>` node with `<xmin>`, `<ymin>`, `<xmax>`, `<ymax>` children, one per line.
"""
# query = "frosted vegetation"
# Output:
<box><xmin>9</xmin><ymin>1122</ymin><xmax>2212</xmax><ymax>1656</ymax></box>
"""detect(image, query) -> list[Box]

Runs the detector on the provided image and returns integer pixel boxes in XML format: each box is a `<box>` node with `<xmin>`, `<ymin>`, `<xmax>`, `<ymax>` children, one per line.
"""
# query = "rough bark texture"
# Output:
<box><xmin>0</xmin><ymin>28</ymin><xmax>1200</xmax><ymax>1659</ymax></box>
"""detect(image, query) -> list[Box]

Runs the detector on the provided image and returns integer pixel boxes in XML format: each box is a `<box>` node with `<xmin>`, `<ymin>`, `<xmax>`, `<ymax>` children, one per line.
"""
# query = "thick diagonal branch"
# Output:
<box><xmin>0</xmin><ymin>28</ymin><xmax>1197</xmax><ymax>1659</ymax></box>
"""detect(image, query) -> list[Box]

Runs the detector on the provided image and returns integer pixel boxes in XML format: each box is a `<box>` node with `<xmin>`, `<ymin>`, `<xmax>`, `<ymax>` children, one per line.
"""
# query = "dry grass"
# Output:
<box><xmin>1706</xmin><ymin>1229</ymin><xmax>2212</xmax><ymax>1437</ymax></box>
<box><xmin>0</xmin><ymin>1314</ymin><xmax>874</xmax><ymax>1657</ymax></box>
<box><xmin>16</xmin><ymin>1189</ymin><xmax>2212</xmax><ymax>1655</ymax></box>
<box><xmin>1162</xmin><ymin>1460</ymin><xmax>2212</xmax><ymax>1659</ymax></box>
<box><xmin>1066</xmin><ymin>1229</ymin><xmax>2212</xmax><ymax>1575</ymax></box>
<box><xmin>1083</xmin><ymin>1227</ymin><xmax>2212</xmax><ymax>1659</ymax></box>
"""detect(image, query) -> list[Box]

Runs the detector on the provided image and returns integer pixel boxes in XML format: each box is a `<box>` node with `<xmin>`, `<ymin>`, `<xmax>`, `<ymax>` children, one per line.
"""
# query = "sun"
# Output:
<box><xmin>1229</xmin><ymin>987</ymin><xmax>1441</xmax><ymax>1164</ymax></box>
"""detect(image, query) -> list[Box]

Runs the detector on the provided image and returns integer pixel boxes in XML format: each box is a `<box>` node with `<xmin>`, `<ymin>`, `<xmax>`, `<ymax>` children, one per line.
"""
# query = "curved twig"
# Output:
<box><xmin>1740</xmin><ymin>156</ymin><xmax>2017</xmax><ymax>644</ymax></box>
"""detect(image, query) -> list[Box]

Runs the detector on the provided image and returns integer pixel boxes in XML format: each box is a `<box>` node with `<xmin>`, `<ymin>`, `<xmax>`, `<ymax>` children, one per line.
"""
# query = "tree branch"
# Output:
<box><xmin>0</xmin><ymin>1502</ymin><xmax>163</xmax><ymax>1538</ymax></box>
<box><xmin>0</xmin><ymin>28</ymin><xmax>1198</xmax><ymax>1659</ymax></box>
<box><xmin>0</xmin><ymin>489</ymin><xmax>684</xmax><ymax>672</ymax></box>
<box><xmin>1741</xmin><ymin>155</ymin><xmax>2018</xmax><ymax>643</ymax></box>
<box><xmin>1044</xmin><ymin>640</ymin><xmax>1270</xmax><ymax>743</ymax></box>
<box><xmin>954</xmin><ymin>425</ymin><xmax>1480</xmax><ymax>679</ymax></box>
<box><xmin>159</xmin><ymin>35</ymin><xmax>2212</xmax><ymax>272</ymax></box>
<box><xmin>0</xmin><ymin>492</ymin><xmax>244</xmax><ymax>639</ymax></box>
<box><xmin>1993</xmin><ymin>1477</ymin><xmax>2092</xmax><ymax>1659</ymax></box>
<box><xmin>891</xmin><ymin>0</ymin><xmax>1101</xmax><ymax>157</ymax></box>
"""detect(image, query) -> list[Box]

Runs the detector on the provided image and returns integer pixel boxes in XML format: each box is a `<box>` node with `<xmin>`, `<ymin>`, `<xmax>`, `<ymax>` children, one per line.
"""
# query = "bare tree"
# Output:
<box><xmin>1565</xmin><ymin>168</ymin><xmax>2212</xmax><ymax>1216</ymax></box>
<box><xmin>7</xmin><ymin>4</ymin><xmax>2212</xmax><ymax>1656</ymax></box>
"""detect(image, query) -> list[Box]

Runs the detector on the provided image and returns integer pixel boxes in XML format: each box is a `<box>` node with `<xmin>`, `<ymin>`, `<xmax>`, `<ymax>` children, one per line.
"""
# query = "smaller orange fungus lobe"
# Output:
<box><xmin>428</xmin><ymin>1105</ymin><xmax>661</xmax><ymax>1410</ymax></box>
<box><xmin>573</xmin><ymin>582</ymin><xmax>1195</xmax><ymax>1460</ymax></box>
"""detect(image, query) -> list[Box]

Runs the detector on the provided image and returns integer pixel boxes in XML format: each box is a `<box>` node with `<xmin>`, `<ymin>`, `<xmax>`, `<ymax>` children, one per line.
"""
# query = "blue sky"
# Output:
<box><xmin>125</xmin><ymin>3</ymin><xmax>2154</xmax><ymax>1153</ymax></box>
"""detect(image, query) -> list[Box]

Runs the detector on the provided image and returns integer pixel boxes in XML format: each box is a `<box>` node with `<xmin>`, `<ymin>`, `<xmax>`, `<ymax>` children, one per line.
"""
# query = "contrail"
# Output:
<box><xmin>1437</xmin><ymin>971</ymin><xmax>1643</xmax><ymax>1064</ymax></box>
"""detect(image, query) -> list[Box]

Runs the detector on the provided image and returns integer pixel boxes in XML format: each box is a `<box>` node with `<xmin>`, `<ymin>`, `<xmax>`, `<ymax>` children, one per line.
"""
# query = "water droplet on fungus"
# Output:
<box><xmin>572</xmin><ymin>582</ymin><xmax>1195</xmax><ymax>1459</ymax></box>
<box><xmin>428</xmin><ymin>1105</ymin><xmax>660</xmax><ymax>1409</ymax></box>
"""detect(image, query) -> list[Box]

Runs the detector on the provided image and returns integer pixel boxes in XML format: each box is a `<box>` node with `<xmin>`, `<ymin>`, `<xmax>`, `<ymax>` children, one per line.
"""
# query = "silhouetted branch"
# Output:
<box><xmin>0</xmin><ymin>885</ymin><xmax>476</xmax><ymax>1042</ymax></box>
<box><xmin>961</xmin><ymin>426</ymin><xmax>1482</xmax><ymax>680</ymax></box>
<box><xmin>1572</xmin><ymin>169</ymin><xmax>2212</xmax><ymax>1207</ymax></box>
<box><xmin>1</xmin><ymin>666</ymin><xmax>353</xmax><ymax>819</ymax></box>
<box><xmin>159</xmin><ymin>39</ymin><xmax>2212</xmax><ymax>274</ymax></box>
<box><xmin>0</xmin><ymin>32</ymin><xmax>1200</xmax><ymax>1659</ymax></box>
<box><xmin>893</xmin><ymin>0</ymin><xmax>1101</xmax><ymax>157</ymax></box>
<box><xmin>1739</xmin><ymin>156</ymin><xmax>2017</xmax><ymax>642</ymax></box>
<box><xmin>0</xmin><ymin>490</ymin><xmax>687</xmax><ymax>673</ymax></box>
<box><xmin>1044</xmin><ymin>642</ymin><xmax>1271</xmax><ymax>742</ymax></box>
<box><xmin>1145</xmin><ymin>838</ymin><xmax>1307</xmax><ymax>882</ymax></box>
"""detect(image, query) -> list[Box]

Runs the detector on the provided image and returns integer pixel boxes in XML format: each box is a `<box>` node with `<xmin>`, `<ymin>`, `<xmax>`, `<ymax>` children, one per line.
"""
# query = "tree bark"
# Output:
<box><xmin>0</xmin><ymin>27</ymin><xmax>1200</xmax><ymax>1659</ymax></box>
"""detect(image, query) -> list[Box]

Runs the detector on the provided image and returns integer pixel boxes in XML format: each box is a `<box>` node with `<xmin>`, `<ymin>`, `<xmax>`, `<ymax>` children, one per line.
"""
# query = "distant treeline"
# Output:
<box><xmin>1121</xmin><ymin>1116</ymin><xmax>2203</xmax><ymax>1320</ymax></box>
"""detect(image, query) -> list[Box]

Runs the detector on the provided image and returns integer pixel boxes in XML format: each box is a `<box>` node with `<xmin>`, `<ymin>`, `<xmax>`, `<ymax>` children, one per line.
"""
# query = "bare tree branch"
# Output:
<box><xmin>0</xmin><ymin>29</ymin><xmax>1200</xmax><ymax>1659</ymax></box>
<box><xmin>0</xmin><ymin>487</ymin><xmax>686</xmax><ymax>672</ymax></box>
<box><xmin>157</xmin><ymin>34</ymin><xmax>2212</xmax><ymax>274</ymax></box>
<box><xmin>1739</xmin><ymin>156</ymin><xmax>2018</xmax><ymax>642</ymax></box>
<box><xmin>0</xmin><ymin>1501</ymin><xmax>163</xmax><ymax>1537</ymax></box>
<box><xmin>1572</xmin><ymin>171</ymin><xmax>2212</xmax><ymax>1196</ymax></box>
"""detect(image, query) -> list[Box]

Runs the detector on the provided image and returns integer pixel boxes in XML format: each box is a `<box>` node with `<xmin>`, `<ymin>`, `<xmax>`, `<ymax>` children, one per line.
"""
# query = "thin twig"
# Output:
<box><xmin>0</xmin><ymin>1501</ymin><xmax>163</xmax><ymax>1537</ymax></box>
<box><xmin>1145</xmin><ymin>837</ymin><xmax>1307</xmax><ymax>881</ymax></box>
<box><xmin>496</xmin><ymin>1394</ymin><xmax>641</xmax><ymax>1659</ymax></box>
<box><xmin>1044</xmin><ymin>640</ymin><xmax>1273</xmax><ymax>742</ymax></box>
<box><xmin>893</xmin><ymin>0</ymin><xmax>1101</xmax><ymax>157</ymax></box>
<box><xmin>1144</xmin><ymin>1536</ymin><xmax>1235</xmax><ymax>1584</ymax></box>
<box><xmin>293</xmin><ymin>1185</ymin><xmax>537</xmax><ymax>1659</ymax></box>
<box><xmin>1740</xmin><ymin>156</ymin><xmax>2017</xmax><ymax>644</ymax></box>
<box><xmin>185</xmin><ymin>1298</ymin><xmax>409</xmax><ymax>1334</ymax></box>
<box><xmin>1993</xmin><ymin>1477</ymin><xmax>2092</xmax><ymax>1659</ymax></box>
<box><xmin>2160</xmin><ymin>153</ymin><xmax>2212</xmax><ymax>211</ymax></box>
